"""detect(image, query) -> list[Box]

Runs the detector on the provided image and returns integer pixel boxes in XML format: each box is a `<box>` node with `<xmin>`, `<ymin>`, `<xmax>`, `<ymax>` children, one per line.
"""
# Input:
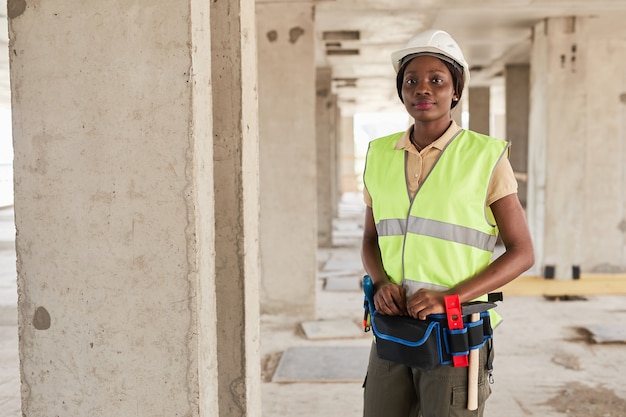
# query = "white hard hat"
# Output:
<box><xmin>391</xmin><ymin>29</ymin><xmax>470</xmax><ymax>87</ymax></box>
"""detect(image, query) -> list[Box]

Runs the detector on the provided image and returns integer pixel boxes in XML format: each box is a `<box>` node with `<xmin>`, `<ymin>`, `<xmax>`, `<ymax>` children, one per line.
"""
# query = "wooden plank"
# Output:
<box><xmin>501</xmin><ymin>274</ymin><xmax>626</xmax><ymax>296</ymax></box>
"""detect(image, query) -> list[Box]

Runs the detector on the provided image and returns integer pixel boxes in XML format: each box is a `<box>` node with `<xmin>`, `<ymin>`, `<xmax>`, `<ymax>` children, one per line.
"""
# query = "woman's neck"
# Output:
<box><xmin>411</xmin><ymin>119</ymin><xmax>452</xmax><ymax>150</ymax></box>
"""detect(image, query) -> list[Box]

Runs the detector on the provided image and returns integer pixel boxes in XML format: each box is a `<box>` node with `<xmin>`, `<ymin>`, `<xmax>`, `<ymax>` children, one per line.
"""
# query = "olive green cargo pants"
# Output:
<box><xmin>363</xmin><ymin>341</ymin><xmax>492</xmax><ymax>417</ymax></box>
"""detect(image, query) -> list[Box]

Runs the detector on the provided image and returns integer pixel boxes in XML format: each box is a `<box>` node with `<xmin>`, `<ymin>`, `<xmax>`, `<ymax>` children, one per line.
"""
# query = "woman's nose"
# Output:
<box><xmin>414</xmin><ymin>79</ymin><xmax>431</xmax><ymax>95</ymax></box>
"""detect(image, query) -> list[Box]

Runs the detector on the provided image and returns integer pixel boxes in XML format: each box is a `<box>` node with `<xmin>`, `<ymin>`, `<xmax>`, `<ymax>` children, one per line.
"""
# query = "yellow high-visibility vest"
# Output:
<box><xmin>364</xmin><ymin>129</ymin><xmax>509</xmax><ymax>304</ymax></box>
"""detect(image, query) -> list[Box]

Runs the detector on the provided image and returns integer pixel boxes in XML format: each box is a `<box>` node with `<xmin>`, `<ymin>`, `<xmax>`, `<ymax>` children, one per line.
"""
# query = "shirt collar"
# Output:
<box><xmin>395</xmin><ymin>121</ymin><xmax>462</xmax><ymax>152</ymax></box>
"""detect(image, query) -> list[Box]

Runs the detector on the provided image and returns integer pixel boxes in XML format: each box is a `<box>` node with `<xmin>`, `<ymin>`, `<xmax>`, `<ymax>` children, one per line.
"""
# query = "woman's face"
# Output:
<box><xmin>400</xmin><ymin>55</ymin><xmax>457</xmax><ymax>124</ymax></box>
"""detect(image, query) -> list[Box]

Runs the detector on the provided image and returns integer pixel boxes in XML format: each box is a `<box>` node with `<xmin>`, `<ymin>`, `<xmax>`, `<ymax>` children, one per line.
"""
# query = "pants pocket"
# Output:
<box><xmin>450</xmin><ymin>378</ymin><xmax>491</xmax><ymax>417</ymax></box>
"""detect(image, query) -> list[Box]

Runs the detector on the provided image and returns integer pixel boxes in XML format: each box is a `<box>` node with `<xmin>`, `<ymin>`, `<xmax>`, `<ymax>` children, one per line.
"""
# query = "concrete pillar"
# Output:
<box><xmin>490</xmin><ymin>85</ymin><xmax>506</xmax><ymax>139</ymax></box>
<box><xmin>8</xmin><ymin>2</ymin><xmax>225</xmax><ymax>415</ymax></box>
<box><xmin>528</xmin><ymin>16</ymin><xmax>626</xmax><ymax>278</ymax></box>
<box><xmin>257</xmin><ymin>1</ymin><xmax>317</xmax><ymax>317</ymax></box>
<box><xmin>340</xmin><ymin>116</ymin><xmax>359</xmax><ymax>194</ymax></box>
<box><xmin>505</xmin><ymin>64</ymin><xmax>530</xmax><ymax>208</ymax></box>
<box><xmin>316</xmin><ymin>67</ymin><xmax>334</xmax><ymax>247</ymax></box>
<box><xmin>332</xmin><ymin>95</ymin><xmax>341</xmax><ymax>216</ymax></box>
<box><xmin>210</xmin><ymin>0</ymin><xmax>262</xmax><ymax>415</ymax></box>
<box><xmin>468</xmin><ymin>86</ymin><xmax>490</xmax><ymax>135</ymax></box>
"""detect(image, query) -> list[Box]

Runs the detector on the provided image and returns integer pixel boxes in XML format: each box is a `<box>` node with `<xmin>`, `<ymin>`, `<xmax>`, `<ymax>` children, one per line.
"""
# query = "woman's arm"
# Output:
<box><xmin>362</xmin><ymin>205</ymin><xmax>407</xmax><ymax>316</ymax></box>
<box><xmin>406</xmin><ymin>193</ymin><xmax>535</xmax><ymax>319</ymax></box>
<box><xmin>453</xmin><ymin>193</ymin><xmax>535</xmax><ymax>301</ymax></box>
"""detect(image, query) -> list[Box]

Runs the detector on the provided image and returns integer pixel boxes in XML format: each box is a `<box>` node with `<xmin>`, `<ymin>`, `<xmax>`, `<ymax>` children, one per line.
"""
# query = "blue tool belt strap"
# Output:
<box><xmin>444</xmin><ymin>313</ymin><xmax>493</xmax><ymax>353</ymax></box>
<box><xmin>363</xmin><ymin>303</ymin><xmax>493</xmax><ymax>370</ymax></box>
<box><xmin>440</xmin><ymin>312</ymin><xmax>492</xmax><ymax>363</ymax></box>
<box><xmin>361</xmin><ymin>275</ymin><xmax>496</xmax><ymax>370</ymax></box>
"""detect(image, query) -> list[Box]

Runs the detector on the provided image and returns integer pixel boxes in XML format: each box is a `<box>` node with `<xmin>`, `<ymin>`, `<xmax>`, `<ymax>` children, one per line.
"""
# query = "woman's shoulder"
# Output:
<box><xmin>458</xmin><ymin>129</ymin><xmax>508</xmax><ymax>146</ymax></box>
<box><xmin>369</xmin><ymin>131</ymin><xmax>405</xmax><ymax>149</ymax></box>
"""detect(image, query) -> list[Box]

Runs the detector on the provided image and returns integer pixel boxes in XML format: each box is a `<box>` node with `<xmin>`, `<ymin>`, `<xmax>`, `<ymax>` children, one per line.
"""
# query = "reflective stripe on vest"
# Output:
<box><xmin>376</xmin><ymin>216</ymin><xmax>498</xmax><ymax>252</ymax></box>
<box><xmin>364</xmin><ymin>129</ymin><xmax>509</xmax><ymax>292</ymax></box>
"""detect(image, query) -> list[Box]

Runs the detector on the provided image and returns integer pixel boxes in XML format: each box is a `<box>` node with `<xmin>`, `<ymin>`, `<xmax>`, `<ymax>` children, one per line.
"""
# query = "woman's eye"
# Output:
<box><xmin>432</xmin><ymin>77</ymin><xmax>443</xmax><ymax>83</ymax></box>
<box><xmin>405</xmin><ymin>79</ymin><xmax>416</xmax><ymax>85</ymax></box>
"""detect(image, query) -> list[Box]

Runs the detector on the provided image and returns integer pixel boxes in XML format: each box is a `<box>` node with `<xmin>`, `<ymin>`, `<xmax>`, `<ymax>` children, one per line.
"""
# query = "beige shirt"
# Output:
<box><xmin>363</xmin><ymin>121</ymin><xmax>517</xmax><ymax>207</ymax></box>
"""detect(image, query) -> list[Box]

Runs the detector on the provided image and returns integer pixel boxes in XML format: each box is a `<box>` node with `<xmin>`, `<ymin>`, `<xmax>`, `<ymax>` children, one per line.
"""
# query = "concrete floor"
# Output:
<box><xmin>2</xmin><ymin>197</ymin><xmax>626</xmax><ymax>416</ymax></box>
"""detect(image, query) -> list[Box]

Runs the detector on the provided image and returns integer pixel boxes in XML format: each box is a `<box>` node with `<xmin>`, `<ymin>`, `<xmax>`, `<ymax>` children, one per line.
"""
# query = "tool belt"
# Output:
<box><xmin>367</xmin><ymin>310</ymin><xmax>493</xmax><ymax>370</ymax></box>
<box><xmin>362</xmin><ymin>275</ymin><xmax>499</xmax><ymax>371</ymax></box>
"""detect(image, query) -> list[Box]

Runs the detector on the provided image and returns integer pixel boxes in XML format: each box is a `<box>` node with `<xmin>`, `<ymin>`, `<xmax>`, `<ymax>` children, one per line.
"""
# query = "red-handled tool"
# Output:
<box><xmin>444</xmin><ymin>294</ymin><xmax>468</xmax><ymax>367</ymax></box>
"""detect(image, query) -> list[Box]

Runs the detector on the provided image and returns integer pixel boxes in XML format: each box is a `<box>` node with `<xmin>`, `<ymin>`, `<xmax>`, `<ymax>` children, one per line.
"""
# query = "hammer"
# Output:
<box><xmin>462</xmin><ymin>301</ymin><xmax>497</xmax><ymax>411</ymax></box>
<box><xmin>467</xmin><ymin>312</ymin><xmax>481</xmax><ymax>410</ymax></box>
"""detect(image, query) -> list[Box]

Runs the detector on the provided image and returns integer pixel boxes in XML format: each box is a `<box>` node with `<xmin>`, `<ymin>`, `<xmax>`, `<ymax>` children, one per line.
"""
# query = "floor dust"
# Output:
<box><xmin>545</xmin><ymin>382</ymin><xmax>626</xmax><ymax>417</ymax></box>
<box><xmin>261</xmin><ymin>351</ymin><xmax>283</xmax><ymax>382</ymax></box>
<box><xmin>550</xmin><ymin>351</ymin><xmax>581</xmax><ymax>371</ymax></box>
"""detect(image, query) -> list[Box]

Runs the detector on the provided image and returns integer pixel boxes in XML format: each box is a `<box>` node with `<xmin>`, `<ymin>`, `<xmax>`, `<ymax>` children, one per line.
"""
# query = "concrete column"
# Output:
<box><xmin>210</xmin><ymin>0</ymin><xmax>262</xmax><ymax>416</ymax></box>
<box><xmin>9</xmin><ymin>2</ymin><xmax>221</xmax><ymax>415</ymax></box>
<box><xmin>505</xmin><ymin>64</ymin><xmax>530</xmax><ymax>208</ymax></box>
<box><xmin>333</xmin><ymin>97</ymin><xmax>341</xmax><ymax>211</ymax></box>
<box><xmin>528</xmin><ymin>16</ymin><xmax>626</xmax><ymax>278</ymax></box>
<box><xmin>340</xmin><ymin>116</ymin><xmax>359</xmax><ymax>194</ymax></box>
<box><xmin>468</xmin><ymin>86</ymin><xmax>490</xmax><ymax>135</ymax></box>
<box><xmin>257</xmin><ymin>1</ymin><xmax>317</xmax><ymax>317</ymax></box>
<box><xmin>316</xmin><ymin>67</ymin><xmax>334</xmax><ymax>247</ymax></box>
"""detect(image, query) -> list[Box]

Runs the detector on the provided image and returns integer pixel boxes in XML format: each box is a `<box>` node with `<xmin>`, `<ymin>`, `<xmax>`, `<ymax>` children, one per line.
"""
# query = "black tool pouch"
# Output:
<box><xmin>371</xmin><ymin>313</ymin><xmax>442</xmax><ymax>370</ymax></box>
<box><xmin>361</xmin><ymin>275</ymin><xmax>496</xmax><ymax>371</ymax></box>
<box><xmin>369</xmin><ymin>310</ymin><xmax>493</xmax><ymax>371</ymax></box>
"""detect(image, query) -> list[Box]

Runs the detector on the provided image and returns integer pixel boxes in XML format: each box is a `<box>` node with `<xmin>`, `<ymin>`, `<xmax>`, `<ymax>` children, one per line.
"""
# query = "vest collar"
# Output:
<box><xmin>395</xmin><ymin>120</ymin><xmax>462</xmax><ymax>152</ymax></box>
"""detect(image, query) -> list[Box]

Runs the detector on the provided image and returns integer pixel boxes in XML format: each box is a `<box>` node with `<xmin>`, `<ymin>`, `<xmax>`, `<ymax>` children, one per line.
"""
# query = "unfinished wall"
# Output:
<box><xmin>256</xmin><ymin>0</ymin><xmax>318</xmax><ymax>317</ymax></box>
<box><xmin>9</xmin><ymin>1</ymin><xmax>219</xmax><ymax>414</ymax></box>
<box><xmin>528</xmin><ymin>16</ymin><xmax>626</xmax><ymax>277</ymax></box>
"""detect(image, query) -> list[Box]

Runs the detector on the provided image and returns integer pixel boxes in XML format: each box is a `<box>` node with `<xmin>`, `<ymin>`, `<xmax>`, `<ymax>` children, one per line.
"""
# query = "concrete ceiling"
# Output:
<box><xmin>315</xmin><ymin>0</ymin><xmax>626</xmax><ymax>115</ymax></box>
<box><xmin>2</xmin><ymin>1</ymin><xmax>626</xmax><ymax>117</ymax></box>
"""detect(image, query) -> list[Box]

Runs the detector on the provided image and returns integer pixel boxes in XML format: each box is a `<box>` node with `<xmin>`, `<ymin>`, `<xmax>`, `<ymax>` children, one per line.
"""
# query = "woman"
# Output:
<box><xmin>361</xmin><ymin>29</ymin><xmax>534</xmax><ymax>417</ymax></box>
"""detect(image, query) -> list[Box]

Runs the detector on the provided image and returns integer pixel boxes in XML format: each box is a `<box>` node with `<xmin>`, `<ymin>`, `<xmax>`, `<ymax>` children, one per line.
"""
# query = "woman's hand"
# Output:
<box><xmin>373</xmin><ymin>283</ymin><xmax>408</xmax><ymax>316</ymax></box>
<box><xmin>362</xmin><ymin>205</ymin><xmax>408</xmax><ymax>316</ymax></box>
<box><xmin>406</xmin><ymin>289</ymin><xmax>447</xmax><ymax>320</ymax></box>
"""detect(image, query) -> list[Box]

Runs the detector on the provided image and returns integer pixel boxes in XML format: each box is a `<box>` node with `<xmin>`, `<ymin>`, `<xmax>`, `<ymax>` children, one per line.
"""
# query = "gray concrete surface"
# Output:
<box><xmin>1</xmin><ymin>198</ymin><xmax>626</xmax><ymax>416</ymax></box>
<box><xmin>0</xmin><ymin>206</ymin><xmax>19</xmax><ymax>416</ymax></box>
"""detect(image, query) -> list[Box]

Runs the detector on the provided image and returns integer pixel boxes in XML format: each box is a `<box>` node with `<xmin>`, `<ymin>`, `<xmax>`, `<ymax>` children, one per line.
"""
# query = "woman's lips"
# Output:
<box><xmin>414</xmin><ymin>100</ymin><xmax>434</xmax><ymax>110</ymax></box>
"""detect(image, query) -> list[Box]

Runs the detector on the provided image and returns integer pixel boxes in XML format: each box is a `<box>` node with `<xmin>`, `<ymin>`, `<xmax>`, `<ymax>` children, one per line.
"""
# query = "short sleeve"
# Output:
<box><xmin>486</xmin><ymin>156</ymin><xmax>518</xmax><ymax>206</ymax></box>
<box><xmin>363</xmin><ymin>186</ymin><xmax>373</xmax><ymax>207</ymax></box>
